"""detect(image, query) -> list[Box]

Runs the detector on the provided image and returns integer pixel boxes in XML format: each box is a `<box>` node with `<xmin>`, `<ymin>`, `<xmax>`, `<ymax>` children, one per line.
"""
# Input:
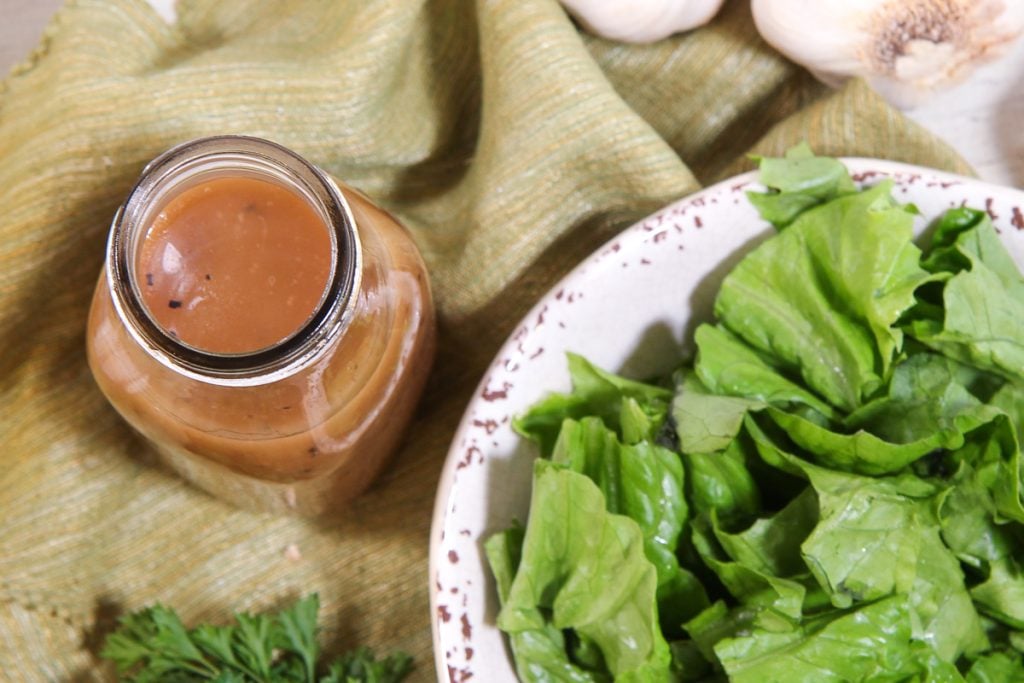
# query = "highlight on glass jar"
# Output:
<box><xmin>86</xmin><ymin>136</ymin><xmax>435</xmax><ymax>516</ymax></box>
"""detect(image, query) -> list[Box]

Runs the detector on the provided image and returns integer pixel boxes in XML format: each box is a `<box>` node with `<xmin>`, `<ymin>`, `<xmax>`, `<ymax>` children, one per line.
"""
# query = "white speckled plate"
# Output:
<box><xmin>429</xmin><ymin>160</ymin><xmax>1024</xmax><ymax>682</ymax></box>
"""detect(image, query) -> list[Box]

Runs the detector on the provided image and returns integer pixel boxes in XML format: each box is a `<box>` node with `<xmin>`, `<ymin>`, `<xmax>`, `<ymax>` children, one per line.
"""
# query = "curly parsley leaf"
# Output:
<box><xmin>101</xmin><ymin>594</ymin><xmax>411</xmax><ymax>683</ymax></box>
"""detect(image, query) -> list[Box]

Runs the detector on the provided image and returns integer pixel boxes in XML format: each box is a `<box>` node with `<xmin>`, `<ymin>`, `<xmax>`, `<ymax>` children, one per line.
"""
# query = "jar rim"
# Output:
<box><xmin>106</xmin><ymin>135</ymin><xmax>362</xmax><ymax>386</ymax></box>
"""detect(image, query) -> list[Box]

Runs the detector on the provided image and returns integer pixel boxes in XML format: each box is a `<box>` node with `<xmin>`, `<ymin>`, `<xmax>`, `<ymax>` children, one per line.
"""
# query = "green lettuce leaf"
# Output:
<box><xmin>910</xmin><ymin>208</ymin><xmax>1024</xmax><ymax>384</ymax></box>
<box><xmin>514</xmin><ymin>353</ymin><xmax>672</xmax><ymax>455</ymax></box>
<box><xmin>965</xmin><ymin>650</ymin><xmax>1024</xmax><ymax>682</ymax></box>
<box><xmin>746</xmin><ymin>142</ymin><xmax>858</xmax><ymax>229</ymax></box>
<box><xmin>693</xmin><ymin>325</ymin><xmax>835</xmax><ymax>419</ymax></box>
<box><xmin>937</xmin><ymin>461</ymin><xmax>1024</xmax><ymax>631</ymax></box>
<box><xmin>801</xmin><ymin>470</ymin><xmax>988</xmax><ymax>660</ymax></box>
<box><xmin>758</xmin><ymin>353</ymin><xmax>1004</xmax><ymax>476</ymax></box>
<box><xmin>485</xmin><ymin>525</ymin><xmax>603</xmax><ymax>682</ymax></box>
<box><xmin>712</xmin><ymin>180</ymin><xmax>931</xmax><ymax>412</ymax></box>
<box><xmin>667</xmin><ymin>640</ymin><xmax>712</xmax><ymax>682</ymax></box>
<box><xmin>747</xmin><ymin>418</ymin><xmax>988</xmax><ymax>661</ymax></box>
<box><xmin>682</xmin><ymin>599</ymin><xmax>810</xmax><ymax>673</ymax></box>
<box><xmin>991</xmin><ymin>380</ymin><xmax>1024</xmax><ymax>442</ymax></box>
<box><xmin>681</xmin><ymin>436</ymin><xmax>761</xmax><ymax>526</ymax></box>
<box><xmin>953</xmin><ymin>417</ymin><xmax>1024</xmax><ymax>525</ymax></box>
<box><xmin>711</xmin><ymin>486</ymin><xmax>818</xmax><ymax>579</ymax></box>
<box><xmin>551</xmin><ymin>417</ymin><xmax>708</xmax><ymax>629</ymax></box>
<box><xmin>767</xmin><ymin>406</ymin><xmax>940</xmax><ymax>476</ymax></box>
<box><xmin>690</xmin><ymin>516</ymin><xmax>806</xmax><ymax>624</ymax></box>
<box><xmin>845</xmin><ymin>352</ymin><xmax>1002</xmax><ymax>442</ymax></box>
<box><xmin>715</xmin><ymin>596</ymin><xmax>934</xmax><ymax>682</ymax></box>
<box><xmin>497</xmin><ymin>461</ymin><xmax>672</xmax><ymax>681</ymax></box>
<box><xmin>671</xmin><ymin>370</ymin><xmax>765</xmax><ymax>454</ymax></box>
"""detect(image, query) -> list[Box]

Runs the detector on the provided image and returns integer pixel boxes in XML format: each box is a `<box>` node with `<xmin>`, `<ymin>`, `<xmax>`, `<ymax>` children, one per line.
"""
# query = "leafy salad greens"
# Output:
<box><xmin>486</xmin><ymin>144</ymin><xmax>1024</xmax><ymax>682</ymax></box>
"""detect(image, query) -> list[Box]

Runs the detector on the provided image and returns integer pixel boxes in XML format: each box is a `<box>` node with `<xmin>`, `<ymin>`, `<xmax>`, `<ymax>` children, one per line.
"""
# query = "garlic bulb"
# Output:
<box><xmin>752</xmin><ymin>0</ymin><xmax>1024</xmax><ymax>108</ymax></box>
<box><xmin>561</xmin><ymin>0</ymin><xmax>725</xmax><ymax>43</ymax></box>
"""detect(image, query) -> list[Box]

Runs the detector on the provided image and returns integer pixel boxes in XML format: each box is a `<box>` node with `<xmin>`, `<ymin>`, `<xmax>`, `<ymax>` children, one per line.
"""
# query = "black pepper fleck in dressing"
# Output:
<box><xmin>168</xmin><ymin>300</ymin><xmax>182</xmax><ymax>309</ymax></box>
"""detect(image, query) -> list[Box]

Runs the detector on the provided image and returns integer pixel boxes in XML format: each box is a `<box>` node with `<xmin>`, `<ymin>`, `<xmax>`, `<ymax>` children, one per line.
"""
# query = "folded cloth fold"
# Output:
<box><xmin>0</xmin><ymin>0</ymin><xmax>969</xmax><ymax>679</ymax></box>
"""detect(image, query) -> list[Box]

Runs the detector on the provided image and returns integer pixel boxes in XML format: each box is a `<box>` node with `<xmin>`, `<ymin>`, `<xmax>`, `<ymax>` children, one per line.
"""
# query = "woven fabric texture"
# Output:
<box><xmin>0</xmin><ymin>0</ymin><xmax>970</xmax><ymax>679</ymax></box>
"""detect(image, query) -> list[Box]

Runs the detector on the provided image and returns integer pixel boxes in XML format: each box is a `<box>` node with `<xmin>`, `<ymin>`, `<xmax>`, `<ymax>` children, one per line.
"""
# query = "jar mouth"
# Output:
<box><xmin>106</xmin><ymin>136</ymin><xmax>361</xmax><ymax>385</ymax></box>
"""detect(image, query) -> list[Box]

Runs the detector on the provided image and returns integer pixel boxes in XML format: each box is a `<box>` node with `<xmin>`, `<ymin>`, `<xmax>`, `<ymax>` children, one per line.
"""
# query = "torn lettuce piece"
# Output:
<box><xmin>715</xmin><ymin>596</ymin><xmax>934</xmax><ymax>682</ymax></box>
<box><xmin>682</xmin><ymin>600</ymin><xmax>796</xmax><ymax>673</ymax></box>
<box><xmin>965</xmin><ymin>650</ymin><xmax>1024</xmax><ymax>682</ymax></box>
<box><xmin>767</xmin><ymin>406</ymin><xmax>942</xmax><ymax>476</ymax></box>
<box><xmin>485</xmin><ymin>525</ymin><xmax>604</xmax><ymax>682</ymax></box>
<box><xmin>711</xmin><ymin>486</ymin><xmax>818</xmax><ymax>579</ymax></box>
<box><xmin>991</xmin><ymin>380</ymin><xmax>1024</xmax><ymax>442</ymax></box>
<box><xmin>671</xmin><ymin>370</ymin><xmax>765</xmax><ymax>455</ymax></box>
<box><xmin>668</xmin><ymin>639</ymin><xmax>713</xmax><ymax>682</ymax></box>
<box><xmin>845</xmin><ymin>352</ymin><xmax>1002</xmax><ymax>443</ymax></box>
<box><xmin>937</xmin><ymin>460</ymin><xmax>1024</xmax><ymax>631</ymax></box>
<box><xmin>713</xmin><ymin>180</ymin><xmax>931</xmax><ymax>412</ymax></box>
<box><xmin>803</xmin><ymin>470</ymin><xmax>988</xmax><ymax>661</ymax></box>
<box><xmin>551</xmin><ymin>417</ymin><xmax>708</xmax><ymax>630</ymax></box>
<box><xmin>497</xmin><ymin>461</ymin><xmax>672</xmax><ymax>681</ymax></box>
<box><xmin>951</xmin><ymin>416</ymin><xmax>1024</xmax><ymax>525</ymax></box>
<box><xmin>681</xmin><ymin>436</ymin><xmax>761</xmax><ymax>527</ymax></box>
<box><xmin>747</xmin><ymin>418</ymin><xmax>988</xmax><ymax>661</ymax></box>
<box><xmin>746</xmin><ymin>142</ymin><xmax>858</xmax><ymax>229</ymax></box>
<box><xmin>973</xmin><ymin>561</ymin><xmax>1024</xmax><ymax>632</ymax></box>
<box><xmin>514</xmin><ymin>353</ymin><xmax>672</xmax><ymax>455</ymax></box>
<box><xmin>690</xmin><ymin>516</ymin><xmax>807</xmax><ymax>625</ymax></box>
<box><xmin>909</xmin><ymin>208</ymin><xmax>1024</xmax><ymax>384</ymax></box>
<box><xmin>693</xmin><ymin>325</ymin><xmax>835</xmax><ymax>419</ymax></box>
<box><xmin>761</xmin><ymin>353</ymin><xmax>1006</xmax><ymax>476</ymax></box>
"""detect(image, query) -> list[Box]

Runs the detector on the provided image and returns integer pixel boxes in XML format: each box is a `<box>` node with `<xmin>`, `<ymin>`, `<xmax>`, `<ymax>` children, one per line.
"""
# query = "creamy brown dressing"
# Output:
<box><xmin>136</xmin><ymin>176</ymin><xmax>333</xmax><ymax>355</ymax></box>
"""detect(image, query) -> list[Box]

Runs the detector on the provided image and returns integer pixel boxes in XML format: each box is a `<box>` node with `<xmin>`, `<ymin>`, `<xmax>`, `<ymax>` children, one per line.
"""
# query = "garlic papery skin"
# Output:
<box><xmin>561</xmin><ymin>0</ymin><xmax>725</xmax><ymax>43</ymax></box>
<box><xmin>751</xmin><ymin>0</ymin><xmax>1024</xmax><ymax>108</ymax></box>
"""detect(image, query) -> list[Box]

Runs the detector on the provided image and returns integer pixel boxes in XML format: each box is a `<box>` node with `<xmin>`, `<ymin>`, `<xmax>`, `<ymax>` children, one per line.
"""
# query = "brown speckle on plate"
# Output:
<box><xmin>456</xmin><ymin>446</ymin><xmax>482</xmax><ymax>470</ymax></box>
<box><xmin>986</xmin><ymin>198</ymin><xmax>998</xmax><ymax>221</ymax></box>
<box><xmin>472</xmin><ymin>418</ymin><xmax>499</xmax><ymax>434</ymax></box>
<box><xmin>481</xmin><ymin>382</ymin><xmax>512</xmax><ymax>402</ymax></box>
<box><xmin>852</xmin><ymin>170</ymin><xmax>881</xmax><ymax>182</ymax></box>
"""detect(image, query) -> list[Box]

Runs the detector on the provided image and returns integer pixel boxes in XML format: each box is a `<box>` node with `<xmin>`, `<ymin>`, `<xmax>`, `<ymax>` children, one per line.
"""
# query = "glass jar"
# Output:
<box><xmin>86</xmin><ymin>136</ymin><xmax>435</xmax><ymax>516</ymax></box>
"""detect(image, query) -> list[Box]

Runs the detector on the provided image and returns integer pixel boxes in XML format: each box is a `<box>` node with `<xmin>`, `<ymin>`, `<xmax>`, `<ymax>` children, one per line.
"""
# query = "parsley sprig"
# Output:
<box><xmin>101</xmin><ymin>594</ymin><xmax>412</xmax><ymax>683</ymax></box>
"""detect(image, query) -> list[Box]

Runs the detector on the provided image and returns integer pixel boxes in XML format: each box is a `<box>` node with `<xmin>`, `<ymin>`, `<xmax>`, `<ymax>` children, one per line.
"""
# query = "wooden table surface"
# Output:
<box><xmin>4</xmin><ymin>0</ymin><xmax>1022</xmax><ymax>185</ymax></box>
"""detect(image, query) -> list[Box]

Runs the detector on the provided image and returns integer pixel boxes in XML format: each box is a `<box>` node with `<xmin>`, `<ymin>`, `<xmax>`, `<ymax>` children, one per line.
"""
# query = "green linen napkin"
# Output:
<box><xmin>0</xmin><ymin>0</ymin><xmax>969</xmax><ymax>679</ymax></box>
